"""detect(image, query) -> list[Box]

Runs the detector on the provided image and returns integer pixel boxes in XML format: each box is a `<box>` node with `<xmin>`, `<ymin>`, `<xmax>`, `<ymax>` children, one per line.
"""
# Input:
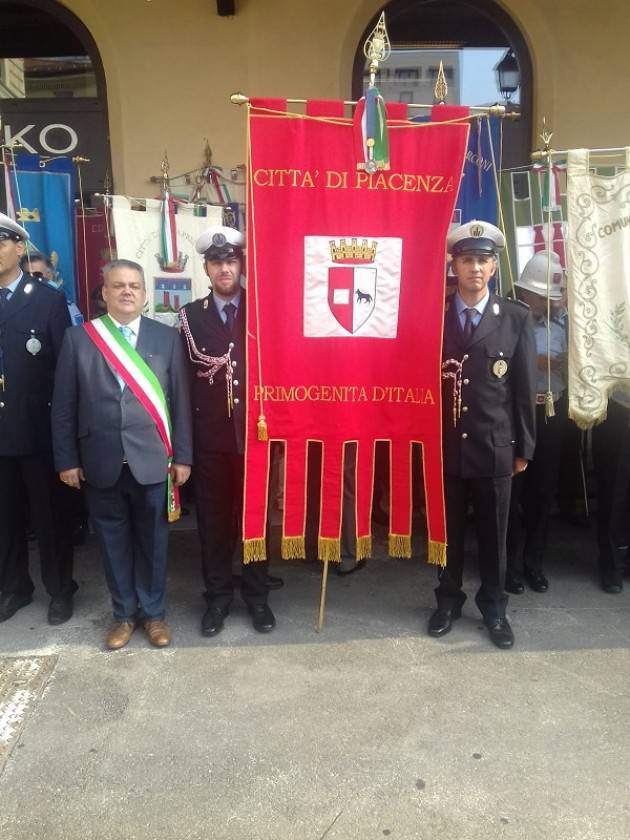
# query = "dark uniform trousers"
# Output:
<box><xmin>0</xmin><ymin>453</ymin><xmax>74</xmax><ymax>597</ymax></box>
<box><xmin>194</xmin><ymin>449</ymin><xmax>268</xmax><ymax>609</ymax></box>
<box><xmin>437</xmin><ymin>475</ymin><xmax>510</xmax><ymax>622</ymax></box>
<box><xmin>508</xmin><ymin>400</ymin><xmax>566</xmax><ymax>576</ymax></box>
<box><xmin>592</xmin><ymin>398</ymin><xmax>630</xmax><ymax>587</ymax></box>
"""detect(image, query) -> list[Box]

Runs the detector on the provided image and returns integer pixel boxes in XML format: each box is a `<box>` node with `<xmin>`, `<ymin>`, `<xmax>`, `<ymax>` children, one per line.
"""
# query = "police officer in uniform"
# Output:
<box><xmin>428</xmin><ymin>221</ymin><xmax>537</xmax><ymax>648</ymax></box>
<box><xmin>0</xmin><ymin>212</ymin><xmax>75</xmax><ymax>623</ymax></box>
<box><xmin>180</xmin><ymin>225</ymin><xmax>276</xmax><ymax>636</ymax></box>
<box><xmin>506</xmin><ymin>251</ymin><xmax>567</xmax><ymax>594</ymax></box>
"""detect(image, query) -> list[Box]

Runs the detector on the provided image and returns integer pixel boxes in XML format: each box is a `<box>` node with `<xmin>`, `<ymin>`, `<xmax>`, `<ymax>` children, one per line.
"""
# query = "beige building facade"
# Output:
<box><xmin>3</xmin><ymin>0</ymin><xmax>630</xmax><ymax>196</ymax></box>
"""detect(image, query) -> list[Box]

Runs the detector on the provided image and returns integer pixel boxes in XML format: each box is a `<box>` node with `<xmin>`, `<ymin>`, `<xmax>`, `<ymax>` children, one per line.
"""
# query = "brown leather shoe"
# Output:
<box><xmin>106</xmin><ymin>622</ymin><xmax>135</xmax><ymax>650</ymax></box>
<box><xmin>144</xmin><ymin>620</ymin><xmax>171</xmax><ymax>648</ymax></box>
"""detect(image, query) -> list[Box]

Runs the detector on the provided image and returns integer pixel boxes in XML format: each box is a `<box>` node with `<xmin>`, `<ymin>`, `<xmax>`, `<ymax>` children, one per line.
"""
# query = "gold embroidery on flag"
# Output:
<box><xmin>318</xmin><ymin>537</ymin><xmax>341</xmax><ymax>563</ymax></box>
<box><xmin>356</xmin><ymin>535</ymin><xmax>372</xmax><ymax>560</ymax></box>
<box><xmin>243</xmin><ymin>538</ymin><xmax>267</xmax><ymax>564</ymax></box>
<box><xmin>281</xmin><ymin>536</ymin><xmax>305</xmax><ymax>560</ymax></box>
<box><xmin>389</xmin><ymin>533</ymin><xmax>411</xmax><ymax>558</ymax></box>
<box><xmin>428</xmin><ymin>539</ymin><xmax>447</xmax><ymax>567</ymax></box>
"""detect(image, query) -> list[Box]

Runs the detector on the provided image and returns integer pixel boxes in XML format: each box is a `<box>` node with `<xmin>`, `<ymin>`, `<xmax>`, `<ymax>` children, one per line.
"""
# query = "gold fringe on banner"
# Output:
<box><xmin>389</xmin><ymin>534</ymin><xmax>412</xmax><ymax>558</ymax></box>
<box><xmin>356</xmin><ymin>535</ymin><xmax>372</xmax><ymax>560</ymax></box>
<box><xmin>243</xmin><ymin>538</ymin><xmax>267</xmax><ymax>564</ymax></box>
<box><xmin>428</xmin><ymin>539</ymin><xmax>447</xmax><ymax>567</ymax></box>
<box><xmin>318</xmin><ymin>537</ymin><xmax>341</xmax><ymax>563</ymax></box>
<box><xmin>281</xmin><ymin>536</ymin><xmax>306</xmax><ymax>560</ymax></box>
<box><xmin>257</xmin><ymin>414</ymin><xmax>268</xmax><ymax>441</ymax></box>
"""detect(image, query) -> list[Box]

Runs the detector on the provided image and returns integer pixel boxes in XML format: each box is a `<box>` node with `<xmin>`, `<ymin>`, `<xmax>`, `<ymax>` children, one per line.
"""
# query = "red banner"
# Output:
<box><xmin>244</xmin><ymin>99</ymin><xmax>469</xmax><ymax>564</ymax></box>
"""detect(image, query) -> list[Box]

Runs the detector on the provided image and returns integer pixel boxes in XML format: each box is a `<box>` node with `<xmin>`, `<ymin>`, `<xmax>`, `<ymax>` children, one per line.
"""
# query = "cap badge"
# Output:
<box><xmin>492</xmin><ymin>359</ymin><xmax>508</xmax><ymax>378</ymax></box>
<box><xmin>212</xmin><ymin>233</ymin><xmax>227</xmax><ymax>247</ymax></box>
<box><xmin>470</xmin><ymin>223</ymin><xmax>484</xmax><ymax>238</ymax></box>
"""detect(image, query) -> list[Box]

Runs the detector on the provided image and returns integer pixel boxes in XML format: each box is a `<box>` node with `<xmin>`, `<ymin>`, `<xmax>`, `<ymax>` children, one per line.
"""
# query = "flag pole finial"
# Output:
<box><xmin>363</xmin><ymin>11</ymin><xmax>391</xmax><ymax>89</ymax></box>
<box><xmin>434</xmin><ymin>61</ymin><xmax>448</xmax><ymax>104</ymax></box>
<box><xmin>160</xmin><ymin>150</ymin><xmax>170</xmax><ymax>193</ymax></box>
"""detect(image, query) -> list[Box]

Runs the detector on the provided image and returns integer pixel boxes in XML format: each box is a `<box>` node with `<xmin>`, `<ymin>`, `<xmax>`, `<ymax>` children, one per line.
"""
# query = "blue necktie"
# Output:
<box><xmin>463</xmin><ymin>308</ymin><xmax>476</xmax><ymax>343</ymax></box>
<box><xmin>0</xmin><ymin>288</ymin><xmax>9</xmax><ymax>309</ymax></box>
<box><xmin>223</xmin><ymin>302</ymin><xmax>236</xmax><ymax>333</ymax></box>
<box><xmin>117</xmin><ymin>326</ymin><xmax>133</xmax><ymax>390</ymax></box>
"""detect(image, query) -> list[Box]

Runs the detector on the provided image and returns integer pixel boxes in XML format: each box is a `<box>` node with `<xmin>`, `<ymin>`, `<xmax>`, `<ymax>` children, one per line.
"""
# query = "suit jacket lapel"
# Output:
<box><xmin>466</xmin><ymin>293</ymin><xmax>501</xmax><ymax>348</ymax></box>
<box><xmin>0</xmin><ymin>275</ymin><xmax>36</xmax><ymax>325</ymax></box>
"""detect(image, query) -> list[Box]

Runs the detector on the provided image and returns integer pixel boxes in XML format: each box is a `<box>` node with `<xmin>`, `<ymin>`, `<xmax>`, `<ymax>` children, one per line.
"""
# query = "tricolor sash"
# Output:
<box><xmin>83</xmin><ymin>314</ymin><xmax>181</xmax><ymax>522</ymax></box>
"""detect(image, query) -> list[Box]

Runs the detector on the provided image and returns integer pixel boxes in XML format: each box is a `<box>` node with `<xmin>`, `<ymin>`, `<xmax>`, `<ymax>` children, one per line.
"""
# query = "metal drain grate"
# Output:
<box><xmin>0</xmin><ymin>656</ymin><xmax>57</xmax><ymax>774</ymax></box>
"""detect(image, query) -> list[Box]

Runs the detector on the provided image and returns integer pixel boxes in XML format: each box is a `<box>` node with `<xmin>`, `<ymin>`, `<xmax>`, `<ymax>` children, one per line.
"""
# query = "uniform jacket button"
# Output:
<box><xmin>461</xmin><ymin>432</ymin><xmax>468</xmax><ymax>439</ymax></box>
<box><xmin>234</xmin><ymin>397</ymin><xmax>240</xmax><ymax>405</ymax></box>
<box><xmin>462</xmin><ymin>405</ymin><xmax>468</xmax><ymax>412</ymax></box>
<box><xmin>233</xmin><ymin>380</ymin><xmax>239</xmax><ymax>386</ymax></box>
<box><xmin>463</xmin><ymin>378</ymin><xmax>470</xmax><ymax>385</ymax></box>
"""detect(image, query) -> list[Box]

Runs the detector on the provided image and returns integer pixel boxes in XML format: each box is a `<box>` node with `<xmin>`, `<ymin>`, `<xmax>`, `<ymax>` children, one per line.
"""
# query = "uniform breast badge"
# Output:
<box><xmin>492</xmin><ymin>359</ymin><xmax>508</xmax><ymax>378</ymax></box>
<box><xmin>26</xmin><ymin>331</ymin><xmax>42</xmax><ymax>355</ymax></box>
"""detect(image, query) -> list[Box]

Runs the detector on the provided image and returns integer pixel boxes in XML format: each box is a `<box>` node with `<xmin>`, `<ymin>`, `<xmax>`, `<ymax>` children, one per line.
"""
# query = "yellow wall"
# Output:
<box><xmin>60</xmin><ymin>0</ymin><xmax>630</xmax><ymax>196</ymax></box>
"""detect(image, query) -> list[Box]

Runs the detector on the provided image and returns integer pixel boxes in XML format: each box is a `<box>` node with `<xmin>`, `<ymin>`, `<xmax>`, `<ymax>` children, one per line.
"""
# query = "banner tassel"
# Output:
<box><xmin>281</xmin><ymin>535</ymin><xmax>306</xmax><ymax>560</ymax></box>
<box><xmin>243</xmin><ymin>538</ymin><xmax>267</xmax><ymax>564</ymax></box>
<box><xmin>257</xmin><ymin>414</ymin><xmax>268</xmax><ymax>441</ymax></box>
<box><xmin>318</xmin><ymin>537</ymin><xmax>341</xmax><ymax>563</ymax></box>
<box><xmin>545</xmin><ymin>391</ymin><xmax>556</xmax><ymax>419</ymax></box>
<box><xmin>389</xmin><ymin>534</ymin><xmax>412</xmax><ymax>558</ymax></box>
<box><xmin>356</xmin><ymin>535</ymin><xmax>372</xmax><ymax>560</ymax></box>
<box><xmin>428</xmin><ymin>539</ymin><xmax>447</xmax><ymax>567</ymax></box>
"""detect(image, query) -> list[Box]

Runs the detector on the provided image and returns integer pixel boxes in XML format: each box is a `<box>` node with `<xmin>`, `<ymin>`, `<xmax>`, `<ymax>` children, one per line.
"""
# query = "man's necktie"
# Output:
<box><xmin>223</xmin><ymin>302</ymin><xmax>236</xmax><ymax>333</ymax></box>
<box><xmin>0</xmin><ymin>288</ymin><xmax>9</xmax><ymax>309</ymax></box>
<box><xmin>117</xmin><ymin>326</ymin><xmax>133</xmax><ymax>390</ymax></box>
<box><xmin>462</xmin><ymin>307</ymin><xmax>476</xmax><ymax>343</ymax></box>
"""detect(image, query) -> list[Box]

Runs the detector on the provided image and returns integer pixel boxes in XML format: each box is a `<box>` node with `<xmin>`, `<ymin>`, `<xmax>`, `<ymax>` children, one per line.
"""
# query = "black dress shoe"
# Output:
<box><xmin>266</xmin><ymin>574</ymin><xmax>284</xmax><ymax>590</ymax></box>
<box><xmin>486</xmin><ymin>617</ymin><xmax>514</xmax><ymax>649</ymax></box>
<box><xmin>250</xmin><ymin>603</ymin><xmax>276</xmax><ymax>633</ymax></box>
<box><xmin>48</xmin><ymin>595</ymin><xmax>74</xmax><ymax>625</ymax></box>
<box><xmin>504</xmin><ymin>573</ymin><xmax>525</xmax><ymax>595</ymax></box>
<box><xmin>427</xmin><ymin>606</ymin><xmax>461</xmax><ymax>638</ymax></box>
<box><xmin>0</xmin><ymin>593</ymin><xmax>33</xmax><ymax>623</ymax></box>
<box><xmin>336</xmin><ymin>559</ymin><xmax>366</xmax><ymax>576</ymax></box>
<box><xmin>524</xmin><ymin>569</ymin><xmax>549</xmax><ymax>593</ymax></box>
<box><xmin>602</xmin><ymin>579</ymin><xmax>623</xmax><ymax>594</ymax></box>
<box><xmin>201</xmin><ymin>605</ymin><xmax>229</xmax><ymax>637</ymax></box>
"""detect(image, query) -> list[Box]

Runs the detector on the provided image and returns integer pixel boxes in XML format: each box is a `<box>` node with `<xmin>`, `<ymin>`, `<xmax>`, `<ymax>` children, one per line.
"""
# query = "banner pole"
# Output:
<box><xmin>317</xmin><ymin>558</ymin><xmax>330</xmax><ymax>632</ymax></box>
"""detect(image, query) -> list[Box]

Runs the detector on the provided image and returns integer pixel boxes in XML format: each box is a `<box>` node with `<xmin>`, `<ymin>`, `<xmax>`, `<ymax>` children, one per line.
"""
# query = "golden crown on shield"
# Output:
<box><xmin>329</xmin><ymin>238</ymin><xmax>378</xmax><ymax>264</ymax></box>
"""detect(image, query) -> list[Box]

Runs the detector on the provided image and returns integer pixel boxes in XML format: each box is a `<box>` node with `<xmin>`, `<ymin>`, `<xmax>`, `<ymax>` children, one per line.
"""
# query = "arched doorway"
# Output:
<box><xmin>0</xmin><ymin>0</ymin><xmax>111</xmax><ymax>196</ymax></box>
<box><xmin>352</xmin><ymin>0</ymin><xmax>533</xmax><ymax>168</ymax></box>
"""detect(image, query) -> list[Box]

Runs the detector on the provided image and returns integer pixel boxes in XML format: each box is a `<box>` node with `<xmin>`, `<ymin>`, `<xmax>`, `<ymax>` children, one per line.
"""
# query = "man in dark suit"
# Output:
<box><xmin>52</xmin><ymin>259</ymin><xmax>193</xmax><ymax>649</ymax></box>
<box><xmin>180</xmin><ymin>225</ymin><xmax>275</xmax><ymax>637</ymax></box>
<box><xmin>428</xmin><ymin>221</ymin><xmax>537</xmax><ymax>648</ymax></box>
<box><xmin>0</xmin><ymin>211</ymin><xmax>75</xmax><ymax>625</ymax></box>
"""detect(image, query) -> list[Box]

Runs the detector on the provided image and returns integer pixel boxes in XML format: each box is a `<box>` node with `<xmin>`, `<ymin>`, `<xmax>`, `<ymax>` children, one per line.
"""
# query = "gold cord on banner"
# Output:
<box><xmin>74</xmin><ymin>158</ymin><xmax>91</xmax><ymax>319</ymax></box>
<box><xmin>428</xmin><ymin>539</ymin><xmax>447</xmax><ymax>567</ymax></box>
<box><xmin>281</xmin><ymin>535</ymin><xmax>306</xmax><ymax>559</ymax></box>
<box><xmin>243</xmin><ymin>538</ymin><xmax>266</xmax><ymax>564</ymax></box>
<box><xmin>246</xmin><ymin>104</ymin><xmax>270</xmax><ymax>441</ymax></box>
<box><xmin>318</xmin><ymin>537</ymin><xmax>341</xmax><ymax>563</ymax></box>
<box><xmin>356</xmin><ymin>535</ymin><xmax>372</xmax><ymax>560</ymax></box>
<box><xmin>485</xmin><ymin>115</ymin><xmax>515</xmax><ymax>298</ymax></box>
<box><xmin>539</xmin><ymin>118</ymin><xmax>556</xmax><ymax>420</ymax></box>
<box><xmin>389</xmin><ymin>534</ymin><xmax>412</xmax><ymax>558</ymax></box>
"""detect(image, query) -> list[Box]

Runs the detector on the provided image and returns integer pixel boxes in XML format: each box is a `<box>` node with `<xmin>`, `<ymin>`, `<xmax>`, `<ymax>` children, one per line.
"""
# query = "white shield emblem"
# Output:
<box><xmin>327</xmin><ymin>266</ymin><xmax>377</xmax><ymax>334</ymax></box>
<box><xmin>304</xmin><ymin>235</ymin><xmax>403</xmax><ymax>338</ymax></box>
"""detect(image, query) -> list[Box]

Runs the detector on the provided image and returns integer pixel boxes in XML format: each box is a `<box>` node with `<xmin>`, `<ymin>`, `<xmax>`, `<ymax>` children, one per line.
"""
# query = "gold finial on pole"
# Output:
<box><xmin>540</xmin><ymin>116</ymin><xmax>553</xmax><ymax>154</ymax></box>
<box><xmin>363</xmin><ymin>11</ymin><xmax>391</xmax><ymax>89</ymax></box>
<box><xmin>434</xmin><ymin>60</ymin><xmax>448</xmax><ymax>104</ymax></box>
<box><xmin>230</xmin><ymin>92</ymin><xmax>248</xmax><ymax>106</ymax></box>
<box><xmin>160</xmin><ymin>150</ymin><xmax>170</xmax><ymax>193</ymax></box>
<box><xmin>103</xmin><ymin>169</ymin><xmax>112</xmax><ymax>195</ymax></box>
